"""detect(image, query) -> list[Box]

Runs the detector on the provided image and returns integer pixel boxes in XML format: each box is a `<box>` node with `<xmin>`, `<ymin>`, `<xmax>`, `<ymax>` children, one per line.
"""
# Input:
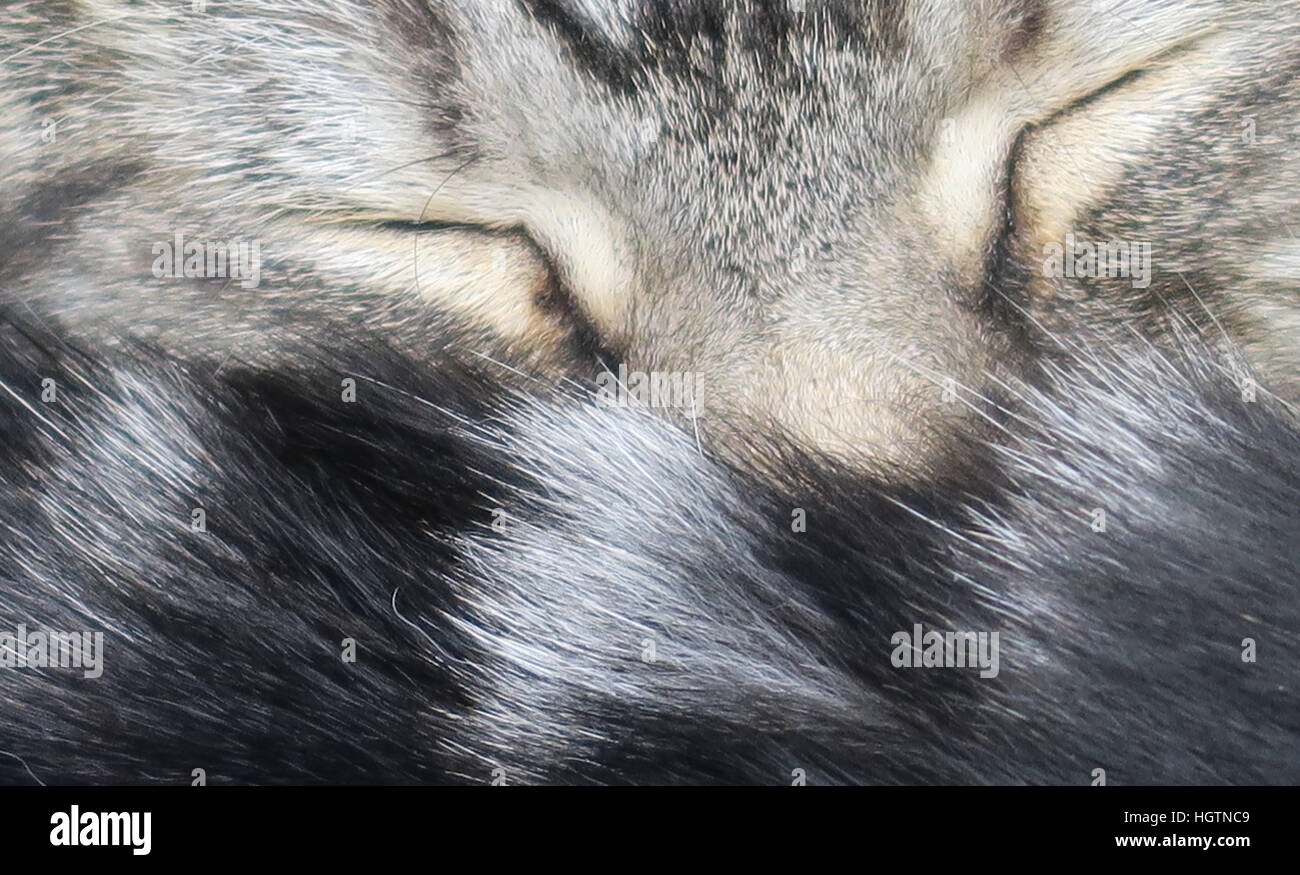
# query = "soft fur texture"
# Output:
<box><xmin>0</xmin><ymin>311</ymin><xmax>1294</xmax><ymax>784</ymax></box>
<box><xmin>0</xmin><ymin>0</ymin><xmax>1297</xmax><ymax>784</ymax></box>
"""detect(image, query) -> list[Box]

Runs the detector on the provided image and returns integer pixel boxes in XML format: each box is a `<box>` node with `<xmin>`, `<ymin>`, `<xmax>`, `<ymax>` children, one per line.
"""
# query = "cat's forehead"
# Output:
<box><xmin>501</xmin><ymin>0</ymin><xmax>918</xmax><ymax>93</ymax></box>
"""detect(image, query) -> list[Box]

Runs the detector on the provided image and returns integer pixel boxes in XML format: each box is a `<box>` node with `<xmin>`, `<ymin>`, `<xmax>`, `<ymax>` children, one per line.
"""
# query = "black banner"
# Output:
<box><xmin>0</xmin><ymin>786</ymin><xmax>1286</xmax><ymax>861</ymax></box>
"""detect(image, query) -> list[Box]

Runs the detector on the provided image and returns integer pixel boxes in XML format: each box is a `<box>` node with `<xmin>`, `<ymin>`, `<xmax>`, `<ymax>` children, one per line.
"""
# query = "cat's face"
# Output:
<box><xmin>3</xmin><ymin>0</ymin><xmax>1297</xmax><ymax>471</ymax></box>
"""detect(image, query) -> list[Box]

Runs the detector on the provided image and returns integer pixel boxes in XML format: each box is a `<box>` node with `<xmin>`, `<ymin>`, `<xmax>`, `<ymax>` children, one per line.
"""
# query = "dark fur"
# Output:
<box><xmin>0</xmin><ymin>309</ymin><xmax>1294</xmax><ymax>785</ymax></box>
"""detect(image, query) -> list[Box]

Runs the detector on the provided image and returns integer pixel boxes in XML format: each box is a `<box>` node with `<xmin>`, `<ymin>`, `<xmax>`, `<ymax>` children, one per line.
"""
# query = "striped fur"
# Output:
<box><xmin>0</xmin><ymin>1</ymin><xmax>1296</xmax><ymax>783</ymax></box>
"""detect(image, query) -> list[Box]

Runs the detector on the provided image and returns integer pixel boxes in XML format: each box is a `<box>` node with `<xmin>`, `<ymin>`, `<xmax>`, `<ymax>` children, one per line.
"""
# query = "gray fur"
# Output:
<box><xmin>0</xmin><ymin>0</ymin><xmax>1296</xmax><ymax>784</ymax></box>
